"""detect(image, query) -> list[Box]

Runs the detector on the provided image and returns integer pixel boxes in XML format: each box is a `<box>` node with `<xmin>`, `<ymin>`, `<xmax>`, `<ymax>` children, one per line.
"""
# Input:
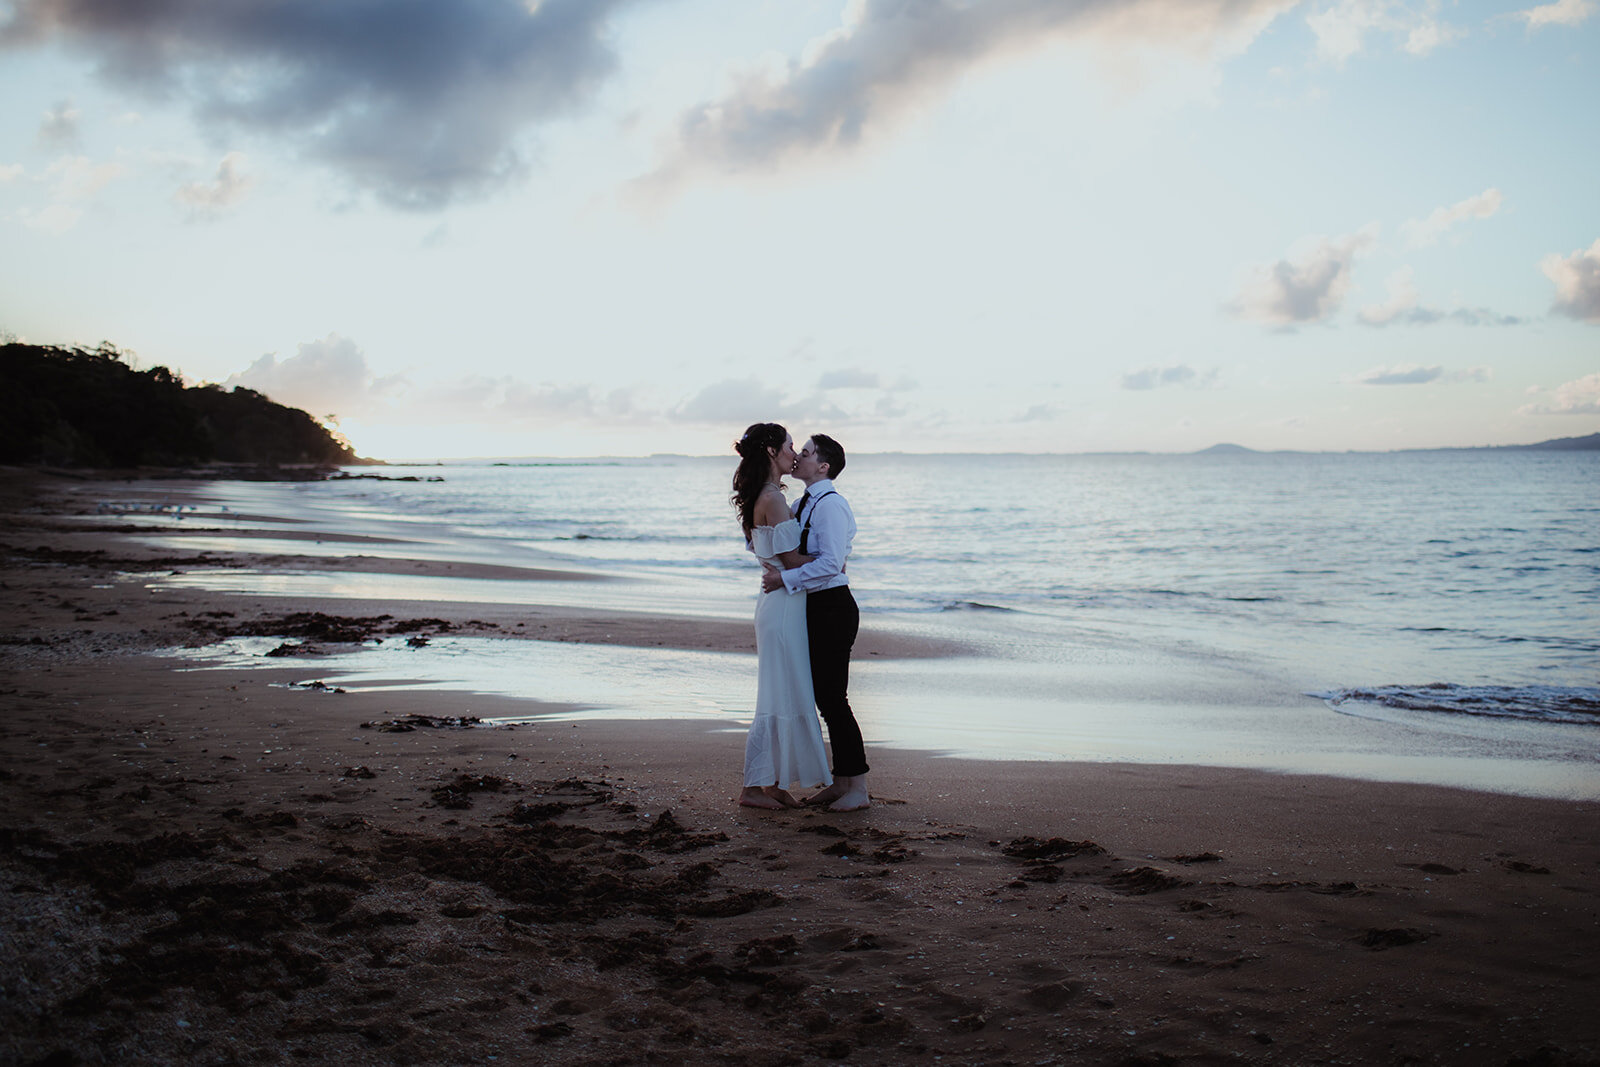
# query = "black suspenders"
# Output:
<box><xmin>798</xmin><ymin>491</ymin><xmax>836</xmax><ymax>555</ymax></box>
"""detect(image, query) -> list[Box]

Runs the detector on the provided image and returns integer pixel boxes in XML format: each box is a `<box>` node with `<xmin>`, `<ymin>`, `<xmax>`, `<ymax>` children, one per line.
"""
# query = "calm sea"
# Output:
<box><xmin>333</xmin><ymin>452</ymin><xmax>1598</xmax><ymax>710</ymax></box>
<box><xmin>146</xmin><ymin>450</ymin><xmax>1600</xmax><ymax>796</ymax></box>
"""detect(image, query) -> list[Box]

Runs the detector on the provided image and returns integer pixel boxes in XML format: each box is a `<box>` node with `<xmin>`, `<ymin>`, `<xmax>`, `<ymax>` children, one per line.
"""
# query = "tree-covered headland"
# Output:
<box><xmin>1</xmin><ymin>342</ymin><xmax>363</xmax><ymax>469</ymax></box>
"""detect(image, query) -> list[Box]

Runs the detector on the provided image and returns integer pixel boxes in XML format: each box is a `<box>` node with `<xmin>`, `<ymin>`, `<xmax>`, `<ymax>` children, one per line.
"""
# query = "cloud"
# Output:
<box><xmin>671</xmin><ymin>378</ymin><xmax>847</xmax><ymax>426</ymax></box>
<box><xmin>1358</xmin><ymin>266</ymin><xmax>1522</xmax><ymax>326</ymax></box>
<box><xmin>1228</xmin><ymin>225</ymin><xmax>1378</xmax><ymax>326</ymax></box>
<box><xmin>406</xmin><ymin>375</ymin><xmax>636</xmax><ymax>424</ymax></box>
<box><xmin>222</xmin><ymin>333</ymin><xmax>404</xmax><ymax>417</ymax></box>
<box><xmin>0</xmin><ymin>0</ymin><xmax>642</xmax><ymax>210</ymax></box>
<box><xmin>1119</xmin><ymin>364</ymin><xmax>1218</xmax><ymax>390</ymax></box>
<box><xmin>0</xmin><ymin>164</ymin><xmax>22</xmax><ymax>182</ymax></box>
<box><xmin>1517</xmin><ymin>0</ymin><xmax>1595</xmax><ymax>29</ymax></box>
<box><xmin>17</xmin><ymin>154</ymin><xmax>123</xmax><ymax>232</ymax></box>
<box><xmin>1305</xmin><ymin>0</ymin><xmax>1459</xmax><ymax>63</ymax></box>
<box><xmin>817</xmin><ymin>369</ymin><xmax>882</xmax><ymax>390</ymax></box>
<box><xmin>1518</xmin><ymin>373</ymin><xmax>1600</xmax><ymax>415</ymax></box>
<box><xmin>1357</xmin><ymin>364</ymin><xmax>1442</xmax><ymax>384</ymax></box>
<box><xmin>1351</xmin><ymin>364</ymin><xmax>1491</xmax><ymax>385</ymax></box>
<box><xmin>36</xmin><ymin>99</ymin><xmax>79</xmax><ymax>148</ymax></box>
<box><xmin>636</xmin><ymin>0</ymin><xmax>1291</xmax><ymax>194</ymax></box>
<box><xmin>1401</xmin><ymin>187</ymin><xmax>1502</xmax><ymax>247</ymax></box>
<box><xmin>1013</xmin><ymin>403</ymin><xmax>1064</xmax><ymax>422</ymax></box>
<box><xmin>175</xmin><ymin>151</ymin><xmax>253</xmax><ymax>219</ymax></box>
<box><xmin>1540</xmin><ymin>238</ymin><xmax>1600</xmax><ymax>322</ymax></box>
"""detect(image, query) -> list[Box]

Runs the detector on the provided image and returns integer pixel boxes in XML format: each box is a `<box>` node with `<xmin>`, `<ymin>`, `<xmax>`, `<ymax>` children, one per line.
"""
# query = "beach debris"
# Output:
<box><xmin>1357</xmin><ymin>927</ymin><xmax>1431</xmax><ymax>950</ymax></box>
<box><xmin>1169</xmin><ymin>851</ymin><xmax>1224</xmax><ymax>865</ymax></box>
<box><xmin>340</xmin><ymin>765</ymin><xmax>377</xmax><ymax>779</ymax></box>
<box><xmin>508</xmin><ymin>779</ymin><xmax>615</xmax><ymax>823</ymax></box>
<box><xmin>288</xmin><ymin>679</ymin><xmax>345</xmax><ymax>693</ymax></box>
<box><xmin>1106</xmin><ymin>866</ymin><xmax>1192</xmax><ymax>895</ymax></box>
<box><xmin>359</xmin><ymin>713</ymin><xmax>482</xmax><ymax>732</ymax></box>
<box><xmin>735</xmin><ymin>934</ymin><xmax>800</xmax><ymax>967</ymax></box>
<box><xmin>1000</xmin><ymin>836</ymin><xmax>1106</xmax><ymax>862</ymax></box>
<box><xmin>193</xmin><ymin>611</ymin><xmax>461</xmax><ymax>646</ymax></box>
<box><xmin>221</xmin><ymin>808</ymin><xmax>299</xmax><ymax>830</ymax></box>
<box><xmin>1502</xmin><ymin>859</ymin><xmax>1552</xmax><ymax>875</ymax></box>
<box><xmin>265</xmin><ymin>641</ymin><xmax>321</xmax><ymax>657</ymax></box>
<box><xmin>405</xmin><ymin>635</ymin><xmax>429</xmax><ymax>647</ymax></box>
<box><xmin>431</xmin><ymin>772</ymin><xmax>513</xmax><ymax>809</ymax></box>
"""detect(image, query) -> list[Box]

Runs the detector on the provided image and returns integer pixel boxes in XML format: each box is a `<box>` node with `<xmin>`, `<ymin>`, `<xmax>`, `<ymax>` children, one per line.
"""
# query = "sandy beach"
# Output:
<box><xmin>3</xmin><ymin>469</ymin><xmax>1598</xmax><ymax>1066</ymax></box>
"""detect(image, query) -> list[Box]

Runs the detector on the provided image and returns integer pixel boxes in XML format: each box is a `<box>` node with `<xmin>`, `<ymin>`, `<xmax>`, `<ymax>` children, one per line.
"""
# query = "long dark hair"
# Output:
<box><xmin>731</xmin><ymin>422</ymin><xmax>787</xmax><ymax>540</ymax></box>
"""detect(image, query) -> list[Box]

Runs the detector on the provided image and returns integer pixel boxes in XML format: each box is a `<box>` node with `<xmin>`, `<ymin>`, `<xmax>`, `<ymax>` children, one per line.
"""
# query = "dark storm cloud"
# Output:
<box><xmin>0</xmin><ymin>0</ymin><xmax>640</xmax><ymax>209</ymax></box>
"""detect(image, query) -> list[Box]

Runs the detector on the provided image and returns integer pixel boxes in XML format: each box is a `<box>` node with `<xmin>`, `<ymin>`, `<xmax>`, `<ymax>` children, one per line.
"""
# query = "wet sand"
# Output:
<box><xmin>3</xmin><ymin>468</ymin><xmax>1599</xmax><ymax>1065</ymax></box>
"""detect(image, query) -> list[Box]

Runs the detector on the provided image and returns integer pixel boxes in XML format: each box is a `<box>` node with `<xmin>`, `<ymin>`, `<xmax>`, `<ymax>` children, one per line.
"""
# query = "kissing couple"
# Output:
<box><xmin>731</xmin><ymin>423</ymin><xmax>870</xmax><ymax>813</ymax></box>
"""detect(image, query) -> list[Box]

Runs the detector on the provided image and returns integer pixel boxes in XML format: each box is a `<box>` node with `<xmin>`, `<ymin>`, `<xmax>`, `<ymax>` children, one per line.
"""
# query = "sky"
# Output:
<box><xmin>2</xmin><ymin>0</ymin><xmax>1597</xmax><ymax>459</ymax></box>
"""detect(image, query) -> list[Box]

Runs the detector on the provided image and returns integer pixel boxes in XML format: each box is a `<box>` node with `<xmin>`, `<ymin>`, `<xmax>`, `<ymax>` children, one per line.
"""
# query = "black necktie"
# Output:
<box><xmin>794</xmin><ymin>491</ymin><xmax>810</xmax><ymax>519</ymax></box>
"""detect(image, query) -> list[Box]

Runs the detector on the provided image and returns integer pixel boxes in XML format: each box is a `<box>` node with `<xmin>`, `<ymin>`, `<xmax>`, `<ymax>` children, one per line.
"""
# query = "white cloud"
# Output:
<box><xmin>1401</xmin><ymin>187</ymin><xmax>1502</xmax><ymax>247</ymax></box>
<box><xmin>1358</xmin><ymin>266</ymin><xmax>1522</xmax><ymax>327</ymax></box>
<box><xmin>222</xmin><ymin>334</ymin><xmax>404</xmax><ymax>418</ymax></box>
<box><xmin>1013</xmin><ymin>403</ymin><xmax>1064</xmax><ymax>422</ymax></box>
<box><xmin>1540</xmin><ymin>238</ymin><xmax>1600</xmax><ymax>322</ymax></box>
<box><xmin>1518</xmin><ymin>373</ymin><xmax>1600</xmax><ymax>414</ymax></box>
<box><xmin>638</xmin><ymin>0</ymin><xmax>1293</xmax><ymax>195</ymax></box>
<box><xmin>1119</xmin><ymin>364</ymin><xmax>1218</xmax><ymax>390</ymax></box>
<box><xmin>1350</xmin><ymin>363</ymin><xmax>1491</xmax><ymax>384</ymax></box>
<box><xmin>818</xmin><ymin>369</ymin><xmax>882</xmax><ymax>389</ymax></box>
<box><xmin>36</xmin><ymin>99</ymin><xmax>79</xmax><ymax>148</ymax></box>
<box><xmin>1356</xmin><ymin>364</ymin><xmax>1442</xmax><ymax>384</ymax></box>
<box><xmin>0</xmin><ymin>164</ymin><xmax>22</xmax><ymax>182</ymax></box>
<box><xmin>17</xmin><ymin>154</ymin><xmax>124</xmax><ymax>232</ymax></box>
<box><xmin>1306</xmin><ymin>0</ymin><xmax>1458</xmax><ymax>63</ymax></box>
<box><xmin>175</xmin><ymin>152</ymin><xmax>254</xmax><ymax>219</ymax></box>
<box><xmin>672</xmin><ymin>377</ymin><xmax>847</xmax><ymax>426</ymax></box>
<box><xmin>1517</xmin><ymin>0</ymin><xmax>1595</xmax><ymax>29</ymax></box>
<box><xmin>1228</xmin><ymin>225</ymin><xmax>1378</xmax><ymax>326</ymax></box>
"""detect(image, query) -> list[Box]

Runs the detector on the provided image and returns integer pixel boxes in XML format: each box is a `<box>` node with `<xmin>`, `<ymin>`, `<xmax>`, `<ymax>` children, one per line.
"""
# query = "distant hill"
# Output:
<box><xmin>1480</xmin><ymin>432</ymin><xmax>1600</xmax><ymax>452</ymax></box>
<box><xmin>1196</xmin><ymin>433</ymin><xmax>1600</xmax><ymax>455</ymax></box>
<box><xmin>0</xmin><ymin>342</ymin><xmax>361</xmax><ymax>468</ymax></box>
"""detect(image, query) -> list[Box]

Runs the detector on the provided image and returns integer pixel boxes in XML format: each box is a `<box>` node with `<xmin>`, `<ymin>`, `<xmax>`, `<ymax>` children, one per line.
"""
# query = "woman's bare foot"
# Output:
<box><xmin>738</xmin><ymin>786</ymin><xmax>786</xmax><ymax>809</ymax></box>
<box><xmin>763</xmin><ymin>785</ymin><xmax>803</xmax><ymax>808</ymax></box>
<box><xmin>738</xmin><ymin>785</ymin><xmax>803</xmax><ymax>809</ymax></box>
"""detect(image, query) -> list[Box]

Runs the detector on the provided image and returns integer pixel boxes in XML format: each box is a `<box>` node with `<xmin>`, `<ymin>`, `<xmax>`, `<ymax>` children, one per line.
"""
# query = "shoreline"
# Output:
<box><xmin>4</xmin><ymin>467</ymin><xmax>1600</xmax><ymax>1064</ymax></box>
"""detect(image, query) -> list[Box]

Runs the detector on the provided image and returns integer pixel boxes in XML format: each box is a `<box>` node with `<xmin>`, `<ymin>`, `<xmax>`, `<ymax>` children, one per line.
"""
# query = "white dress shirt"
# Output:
<box><xmin>780</xmin><ymin>477</ymin><xmax>854</xmax><ymax>594</ymax></box>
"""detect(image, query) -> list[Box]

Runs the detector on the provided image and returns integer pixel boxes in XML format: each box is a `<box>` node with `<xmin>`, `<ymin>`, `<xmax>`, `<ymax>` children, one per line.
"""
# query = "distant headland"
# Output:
<box><xmin>1195</xmin><ymin>433</ymin><xmax>1600</xmax><ymax>455</ymax></box>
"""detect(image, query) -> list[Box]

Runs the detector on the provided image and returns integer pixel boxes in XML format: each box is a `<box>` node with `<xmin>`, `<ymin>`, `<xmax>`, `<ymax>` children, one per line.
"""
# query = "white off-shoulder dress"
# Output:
<box><xmin>745</xmin><ymin>519</ymin><xmax>832</xmax><ymax>790</ymax></box>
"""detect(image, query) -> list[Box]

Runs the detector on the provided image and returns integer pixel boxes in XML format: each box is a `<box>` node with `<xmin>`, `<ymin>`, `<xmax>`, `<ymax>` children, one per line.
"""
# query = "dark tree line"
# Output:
<box><xmin>0</xmin><ymin>342</ymin><xmax>359</xmax><ymax>468</ymax></box>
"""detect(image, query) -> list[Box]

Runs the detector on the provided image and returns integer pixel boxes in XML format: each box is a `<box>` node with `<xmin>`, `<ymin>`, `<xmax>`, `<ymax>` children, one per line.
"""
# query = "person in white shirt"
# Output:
<box><xmin>761</xmin><ymin>434</ymin><xmax>870</xmax><ymax>812</ymax></box>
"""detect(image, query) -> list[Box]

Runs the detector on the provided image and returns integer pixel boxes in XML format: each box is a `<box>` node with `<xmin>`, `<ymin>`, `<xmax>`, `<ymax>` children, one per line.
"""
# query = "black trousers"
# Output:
<box><xmin>806</xmin><ymin>585</ymin><xmax>869</xmax><ymax>777</ymax></box>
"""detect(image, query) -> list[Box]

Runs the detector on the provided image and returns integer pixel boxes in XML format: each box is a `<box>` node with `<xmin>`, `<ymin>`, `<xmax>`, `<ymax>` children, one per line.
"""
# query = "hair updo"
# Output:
<box><xmin>731</xmin><ymin>422</ymin><xmax>787</xmax><ymax>539</ymax></box>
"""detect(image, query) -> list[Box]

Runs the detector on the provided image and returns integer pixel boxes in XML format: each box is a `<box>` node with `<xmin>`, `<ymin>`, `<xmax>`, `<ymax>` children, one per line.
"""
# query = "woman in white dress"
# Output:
<box><xmin>731</xmin><ymin>423</ymin><xmax>833</xmax><ymax>810</ymax></box>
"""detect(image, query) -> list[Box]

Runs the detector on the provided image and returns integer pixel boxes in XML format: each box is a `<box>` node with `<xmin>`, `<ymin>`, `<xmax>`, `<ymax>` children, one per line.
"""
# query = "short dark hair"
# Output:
<box><xmin>810</xmin><ymin>433</ymin><xmax>845</xmax><ymax>478</ymax></box>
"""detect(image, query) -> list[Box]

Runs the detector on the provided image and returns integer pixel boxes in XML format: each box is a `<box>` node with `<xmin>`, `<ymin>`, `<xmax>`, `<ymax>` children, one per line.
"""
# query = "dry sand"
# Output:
<box><xmin>3</xmin><ymin>468</ymin><xmax>1598</xmax><ymax>1065</ymax></box>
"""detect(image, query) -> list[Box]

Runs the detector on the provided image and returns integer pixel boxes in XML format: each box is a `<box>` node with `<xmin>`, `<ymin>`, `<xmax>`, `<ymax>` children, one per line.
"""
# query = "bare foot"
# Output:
<box><xmin>762</xmin><ymin>785</ymin><xmax>804</xmax><ymax>808</ymax></box>
<box><xmin>738</xmin><ymin>786</ymin><xmax>786</xmax><ymax>809</ymax></box>
<box><xmin>828</xmin><ymin>775</ymin><xmax>871</xmax><ymax>813</ymax></box>
<box><xmin>803</xmin><ymin>781</ymin><xmax>847</xmax><ymax>807</ymax></box>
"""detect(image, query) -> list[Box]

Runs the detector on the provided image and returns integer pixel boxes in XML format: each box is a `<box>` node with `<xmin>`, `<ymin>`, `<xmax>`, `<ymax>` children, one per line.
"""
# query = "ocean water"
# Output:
<box><xmin>140</xmin><ymin>450</ymin><xmax>1600</xmax><ymax>796</ymax></box>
